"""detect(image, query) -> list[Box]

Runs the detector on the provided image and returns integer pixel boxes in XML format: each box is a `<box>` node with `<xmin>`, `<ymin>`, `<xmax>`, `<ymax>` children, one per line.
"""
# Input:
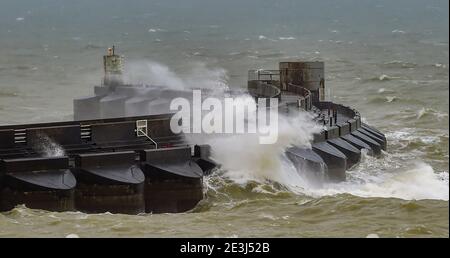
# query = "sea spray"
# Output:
<box><xmin>309</xmin><ymin>160</ymin><xmax>449</xmax><ymax>201</ymax></box>
<box><xmin>31</xmin><ymin>133</ymin><xmax>65</xmax><ymax>157</ymax></box>
<box><xmin>186</xmin><ymin>108</ymin><xmax>324</xmax><ymax>189</ymax></box>
<box><xmin>126</xmin><ymin>61</ymin><xmax>325</xmax><ymax>190</ymax></box>
<box><xmin>122</xmin><ymin>60</ymin><xmax>448</xmax><ymax>202</ymax></box>
<box><xmin>123</xmin><ymin>60</ymin><xmax>229</xmax><ymax>92</ymax></box>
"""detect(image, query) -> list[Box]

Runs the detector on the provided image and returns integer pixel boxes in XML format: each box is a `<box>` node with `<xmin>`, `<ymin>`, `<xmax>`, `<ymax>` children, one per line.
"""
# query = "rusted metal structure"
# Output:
<box><xmin>279</xmin><ymin>61</ymin><xmax>325</xmax><ymax>102</ymax></box>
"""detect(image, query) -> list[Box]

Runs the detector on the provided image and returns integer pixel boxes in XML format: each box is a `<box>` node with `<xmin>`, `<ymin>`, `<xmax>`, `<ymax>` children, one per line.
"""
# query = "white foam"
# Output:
<box><xmin>385</xmin><ymin>96</ymin><xmax>397</xmax><ymax>102</ymax></box>
<box><xmin>379</xmin><ymin>74</ymin><xmax>389</xmax><ymax>81</ymax></box>
<box><xmin>308</xmin><ymin>162</ymin><xmax>449</xmax><ymax>201</ymax></box>
<box><xmin>205</xmin><ymin>124</ymin><xmax>448</xmax><ymax>201</ymax></box>
<box><xmin>392</xmin><ymin>29</ymin><xmax>406</xmax><ymax>34</ymax></box>
<box><xmin>279</xmin><ymin>37</ymin><xmax>296</xmax><ymax>40</ymax></box>
<box><xmin>434</xmin><ymin>63</ymin><xmax>446</xmax><ymax>68</ymax></box>
<box><xmin>415</xmin><ymin>107</ymin><xmax>448</xmax><ymax>120</ymax></box>
<box><xmin>420</xmin><ymin>136</ymin><xmax>439</xmax><ymax>144</ymax></box>
<box><xmin>148</xmin><ymin>28</ymin><xmax>164</xmax><ymax>32</ymax></box>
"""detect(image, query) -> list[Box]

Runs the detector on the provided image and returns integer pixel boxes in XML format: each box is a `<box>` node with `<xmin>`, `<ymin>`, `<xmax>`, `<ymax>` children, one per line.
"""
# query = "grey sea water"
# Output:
<box><xmin>0</xmin><ymin>0</ymin><xmax>448</xmax><ymax>237</ymax></box>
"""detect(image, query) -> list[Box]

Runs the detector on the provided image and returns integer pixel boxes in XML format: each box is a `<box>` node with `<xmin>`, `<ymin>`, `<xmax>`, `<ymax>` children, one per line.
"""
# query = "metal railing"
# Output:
<box><xmin>287</xmin><ymin>83</ymin><xmax>312</xmax><ymax>111</ymax></box>
<box><xmin>136</xmin><ymin>120</ymin><xmax>158</xmax><ymax>149</ymax></box>
<box><xmin>248</xmin><ymin>69</ymin><xmax>280</xmax><ymax>82</ymax></box>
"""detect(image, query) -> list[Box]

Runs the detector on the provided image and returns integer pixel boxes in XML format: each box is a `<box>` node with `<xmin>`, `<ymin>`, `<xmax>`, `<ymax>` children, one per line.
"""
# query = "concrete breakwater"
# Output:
<box><xmin>0</xmin><ymin>58</ymin><xmax>386</xmax><ymax>214</ymax></box>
